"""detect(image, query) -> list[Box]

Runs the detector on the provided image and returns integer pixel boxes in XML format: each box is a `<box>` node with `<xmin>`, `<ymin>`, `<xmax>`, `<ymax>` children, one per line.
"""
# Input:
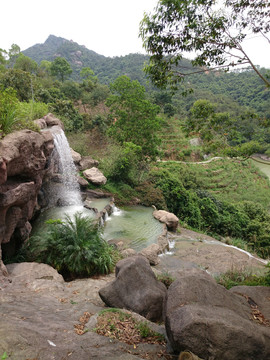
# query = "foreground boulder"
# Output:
<box><xmin>83</xmin><ymin>167</ymin><xmax>107</xmax><ymax>185</ymax></box>
<box><xmin>99</xmin><ymin>256</ymin><xmax>167</xmax><ymax>321</ymax></box>
<box><xmin>165</xmin><ymin>270</ymin><xmax>270</xmax><ymax>360</ymax></box>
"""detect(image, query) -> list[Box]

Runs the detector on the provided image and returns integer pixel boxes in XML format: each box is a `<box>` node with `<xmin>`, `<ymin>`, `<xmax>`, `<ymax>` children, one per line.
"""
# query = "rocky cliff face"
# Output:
<box><xmin>0</xmin><ymin>127</ymin><xmax>55</xmax><ymax>276</ymax></box>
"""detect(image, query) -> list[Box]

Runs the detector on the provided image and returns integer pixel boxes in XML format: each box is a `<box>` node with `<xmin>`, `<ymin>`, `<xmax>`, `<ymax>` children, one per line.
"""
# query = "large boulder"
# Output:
<box><xmin>165</xmin><ymin>270</ymin><xmax>270</xmax><ymax>360</ymax></box>
<box><xmin>99</xmin><ymin>256</ymin><xmax>167</xmax><ymax>321</ymax></box>
<box><xmin>83</xmin><ymin>167</ymin><xmax>107</xmax><ymax>185</ymax></box>
<box><xmin>152</xmin><ymin>207</ymin><xmax>179</xmax><ymax>231</ymax></box>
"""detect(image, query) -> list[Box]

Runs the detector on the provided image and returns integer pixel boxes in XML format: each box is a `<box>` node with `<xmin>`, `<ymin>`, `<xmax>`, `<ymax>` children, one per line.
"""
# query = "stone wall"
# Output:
<box><xmin>0</xmin><ymin>126</ymin><xmax>56</xmax><ymax>276</ymax></box>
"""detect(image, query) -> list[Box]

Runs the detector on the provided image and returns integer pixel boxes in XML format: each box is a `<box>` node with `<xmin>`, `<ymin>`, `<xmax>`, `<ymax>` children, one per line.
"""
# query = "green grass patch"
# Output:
<box><xmin>216</xmin><ymin>264</ymin><xmax>270</xmax><ymax>289</ymax></box>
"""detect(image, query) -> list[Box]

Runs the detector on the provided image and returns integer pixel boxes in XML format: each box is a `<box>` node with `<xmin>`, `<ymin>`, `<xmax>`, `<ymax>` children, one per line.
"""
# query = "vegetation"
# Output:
<box><xmin>106</xmin><ymin>76</ymin><xmax>161</xmax><ymax>159</ymax></box>
<box><xmin>140</xmin><ymin>0</ymin><xmax>270</xmax><ymax>88</ymax></box>
<box><xmin>24</xmin><ymin>212</ymin><xmax>119</xmax><ymax>279</ymax></box>
<box><xmin>1</xmin><ymin>34</ymin><xmax>270</xmax><ymax>267</ymax></box>
<box><xmin>216</xmin><ymin>264</ymin><xmax>270</xmax><ymax>289</ymax></box>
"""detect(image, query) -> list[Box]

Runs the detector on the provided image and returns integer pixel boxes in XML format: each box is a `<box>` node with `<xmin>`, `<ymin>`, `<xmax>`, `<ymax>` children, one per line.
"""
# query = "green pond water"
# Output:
<box><xmin>31</xmin><ymin>200</ymin><xmax>163</xmax><ymax>252</ymax></box>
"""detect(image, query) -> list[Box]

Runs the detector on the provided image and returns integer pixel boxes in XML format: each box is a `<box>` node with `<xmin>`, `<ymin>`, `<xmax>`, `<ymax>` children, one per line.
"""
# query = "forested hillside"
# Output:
<box><xmin>23</xmin><ymin>35</ymin><xmax>270</xmax><ymax>118</ymax></box>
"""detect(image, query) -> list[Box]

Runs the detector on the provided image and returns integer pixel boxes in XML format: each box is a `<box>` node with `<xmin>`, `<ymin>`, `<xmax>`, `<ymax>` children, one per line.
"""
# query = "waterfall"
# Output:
<box><xmin>49</xmin><ymin>127</ymin><xmax>82</xmax><ymax>207</ymax></box>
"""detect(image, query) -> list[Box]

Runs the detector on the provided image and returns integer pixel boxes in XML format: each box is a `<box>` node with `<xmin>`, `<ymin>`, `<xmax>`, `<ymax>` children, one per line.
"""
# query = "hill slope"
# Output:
<box><xmin>23</xmin><ymin>35</ymin><xmax>270</xmax><ymax>117</ymax></box>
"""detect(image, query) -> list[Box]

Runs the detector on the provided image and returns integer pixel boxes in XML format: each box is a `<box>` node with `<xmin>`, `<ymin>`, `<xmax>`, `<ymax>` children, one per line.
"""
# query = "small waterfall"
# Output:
<box><xmin>49</xmin><ymin>127</ymin><xmax>82</xmax><ymax>207</ymax></box>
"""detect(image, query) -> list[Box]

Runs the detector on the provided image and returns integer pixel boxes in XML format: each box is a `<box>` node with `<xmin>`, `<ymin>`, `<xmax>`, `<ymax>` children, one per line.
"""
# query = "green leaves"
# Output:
<box><xmin>140</xmin><ymin>0</ymin><xmax>270</xmax><ymax>88</ymax></box>
<box><xmin>106</xmin><ymin>76</ymin><xmax>161</xmax><ymax>159</ymax></box>
<box><xmin>26</xmin><ymin>212</ymin><xmax>118</xmax><ymax>279</ymax></box>
<box><xmin>50</xmin><ymin>57</ymin><xmax>72</xmax><ymax>82</ymax></box>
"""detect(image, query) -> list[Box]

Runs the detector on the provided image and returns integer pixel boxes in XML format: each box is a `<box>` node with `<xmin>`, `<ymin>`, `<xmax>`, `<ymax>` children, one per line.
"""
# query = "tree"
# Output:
<box><xmin>8</xmin><ymin>44</ymin><xmax>20</xmax><ymax>68</ymax></box>
<box><xmin>0</xmin><ymin>69</ymin><xmax>32</xmax><ymax>101</ymax></box>
<box><xmin>140</xmin><ymin>0</ymin><xmax>270</xmax><ymax>88</ymax></box>
<box><xmin>106</xmin><ymin>76</ymin><xmax>161</xmax><ymax>158</ymax></box>
<box><xmin>14</xmin><ymin>53</ymin><xmax>38</xmax><ymax>73</ymax></box>
<box><xmin>50</xmin><ymin>57</ymin><xmax>72</xmax><ymax>82</ymax></box>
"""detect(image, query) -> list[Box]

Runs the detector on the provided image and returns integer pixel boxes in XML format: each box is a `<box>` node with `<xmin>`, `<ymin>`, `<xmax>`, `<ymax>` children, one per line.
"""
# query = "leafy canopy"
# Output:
<box><xmin>50</xmin><ymin>57</ymin><xmax>72</xmax><ymax>82</ymax></box>
<box><xmin>140</xmin><ymin>0</ymin><xmax>270</xmax><ymax>88</ymax></box>
<box><xmin>106</xmin><ymin>75</ymin><xmax>161</xmax><ymax>158</ymax></box>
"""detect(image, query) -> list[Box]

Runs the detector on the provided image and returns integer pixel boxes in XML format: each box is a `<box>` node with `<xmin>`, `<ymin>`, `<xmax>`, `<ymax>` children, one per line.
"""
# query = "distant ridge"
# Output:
<box><xmin>23</xmin><ymin>35</ymin><xmax>149</xmax><ymax>84</ymax></box>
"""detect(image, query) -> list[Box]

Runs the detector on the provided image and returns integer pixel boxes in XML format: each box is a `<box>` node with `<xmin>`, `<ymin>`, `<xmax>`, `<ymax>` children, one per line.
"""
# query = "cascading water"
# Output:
<box><xmin>49</xmin><ymin>127</ymin><xmax>82</xmax><ymax>207</ymax></box>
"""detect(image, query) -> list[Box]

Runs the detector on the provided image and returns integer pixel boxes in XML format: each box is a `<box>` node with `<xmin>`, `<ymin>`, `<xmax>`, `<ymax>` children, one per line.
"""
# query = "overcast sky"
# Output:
<box><xmin>1</xmin><ymin>0</ymin><xmax>270</xmax><ymax>68</ymax></box>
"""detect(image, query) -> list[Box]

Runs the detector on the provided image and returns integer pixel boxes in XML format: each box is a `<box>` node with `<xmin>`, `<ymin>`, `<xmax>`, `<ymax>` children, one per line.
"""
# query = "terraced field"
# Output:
<box><xmin>156</xmin><ymin>158</ymin><xmax>270</xmax><ymax>209</ymax></box>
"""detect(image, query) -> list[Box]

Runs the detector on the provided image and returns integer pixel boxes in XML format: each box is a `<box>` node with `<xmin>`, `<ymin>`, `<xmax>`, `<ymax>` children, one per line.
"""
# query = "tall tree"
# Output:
<box><xmin>106</xmin><ymin>75</ymin><xmax>161</xmax><ymax>158</ymax></box>
<box><xmin>14</xmin><ymin>54</ymin><xmax>38</xmax><ymax>73</ymax></box>
<box><xmin>50</xmin><ymin>57</ymin><xmax>72</xmax><ymax>82</ymax></box>
<box><xmin>140</xmin><ymin>0</ymin><xmax>270</xmax><ymax>88</ymax></box>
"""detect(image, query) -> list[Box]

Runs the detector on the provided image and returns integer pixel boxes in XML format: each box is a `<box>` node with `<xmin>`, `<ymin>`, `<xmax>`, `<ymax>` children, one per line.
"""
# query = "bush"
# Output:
<box><xmin>17</xmin><ymin>100</ymin><xmax>49</xmax><ymax>121</ymax></box>
<box><xmin>49</xmin><ymin>99</ymin><xmax>84</xmax><ymax>132</ymax></box>
<box><xmin>101</xmin><ymin>142</ymin><xmax>143</xmax><ymax>185</ymax></box>
<box><xmin>0</xmin><ymin>88</ymin><xmax>19</xmax><ymax>136</ymax></box>
<box><xmin>25</xmin><ymin>212</ymin><xmax>118</xmax><ymax>279</ymax></box>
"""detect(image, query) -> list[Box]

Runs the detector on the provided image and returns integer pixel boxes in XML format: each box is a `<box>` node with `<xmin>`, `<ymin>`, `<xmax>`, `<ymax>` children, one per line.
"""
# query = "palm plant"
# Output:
<box><xmin>27</xmin><ymin>212</ymin><xmax>118</xmax><ymax>279</ymax></box>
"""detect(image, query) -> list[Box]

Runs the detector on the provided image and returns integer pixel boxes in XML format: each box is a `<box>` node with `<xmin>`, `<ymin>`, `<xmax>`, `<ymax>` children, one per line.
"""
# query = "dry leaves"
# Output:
<box><xmin>242</xmin><ymin>294</ymin><xmax>270</xmax><ymax>327</ymax></box>
<box><xmin>74</xmin><ymin>311</ymin><xmax>92</xmax><ymax>335</ymax></box>
<box><xmin>95</xmin><ymin>311</ymin><xmax>165</xmax><ymax>346</ymax></box>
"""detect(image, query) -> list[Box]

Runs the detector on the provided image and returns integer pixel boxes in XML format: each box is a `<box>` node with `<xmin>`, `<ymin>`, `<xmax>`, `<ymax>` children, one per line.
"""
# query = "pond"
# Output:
<box><xmin>31</xmin><ymin>200</ymin><xmax>164</xmax><ymax>252</ymax></box>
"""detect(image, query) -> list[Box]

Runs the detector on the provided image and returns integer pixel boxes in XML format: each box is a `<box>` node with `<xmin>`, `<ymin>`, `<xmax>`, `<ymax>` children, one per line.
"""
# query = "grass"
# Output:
<box><xmin>215</xmin><ymin>265</ymin><xmax>270</xmax><ymax>289</ymax></box>
<box><xmin>156</xmin><ymin>272</ymin><xmax>175</xmax><ymax>288</ymax></box>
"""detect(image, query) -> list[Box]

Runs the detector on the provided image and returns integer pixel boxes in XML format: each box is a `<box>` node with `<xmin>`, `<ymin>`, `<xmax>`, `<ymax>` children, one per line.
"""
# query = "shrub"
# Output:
<box><xmin>25</xmin><ymin>212</ymin><xmax>118</xmax><ymax>279</ymax></box>
<box><xmin>101</xmin><ymin>142</ymin><xmax>143</xmax><ymax>185</ymax></box>
<box><xmin>17</xmin><ymin>100</ymin><xmax>49</xmax><ymax>121</ymax></box>
<box><xmin>0</xmin><ymin>88</ymin><xmax>19</xmax><ymax>136</ymax></box>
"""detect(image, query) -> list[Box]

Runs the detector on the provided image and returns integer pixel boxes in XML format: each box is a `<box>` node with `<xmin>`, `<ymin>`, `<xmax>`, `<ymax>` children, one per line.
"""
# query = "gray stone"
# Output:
<box><xmin>79</xmin><ymin>156</ymin><xmax>99</xmax><ymax>170</ymax></box>
<box><xmin>165</xmin><ymin>270</ymin><xmax>270</xmax><ymax>360</ymax></box>
<box><xmin>99</xmin><ymin>256</ymin><xmax>167</xmax><ymax>321</ymax></box>
<box><xmin>83</xmin><ymin>167</ymin><xmax>107</xmax><ymax>185</ymax></box>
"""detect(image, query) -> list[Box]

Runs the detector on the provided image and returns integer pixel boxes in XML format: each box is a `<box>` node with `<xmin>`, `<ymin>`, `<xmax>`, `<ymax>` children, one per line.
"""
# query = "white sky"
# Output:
<box><xmin>1</xmin><ymin>0</ymin><xmax>270</xmax><ymax>68</ymax></box>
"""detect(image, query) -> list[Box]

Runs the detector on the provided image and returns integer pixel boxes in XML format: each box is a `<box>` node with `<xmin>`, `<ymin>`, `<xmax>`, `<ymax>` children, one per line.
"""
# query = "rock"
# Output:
<box><xmin>99</xmin><ymin>256</ymin><xmax>167</xmax><ymax>321</ymax></box>
<box><xmin>152</xmin><ymin>207</ymin><xmax>179</xmax><ymax>231</ymax></box>
<box><xmin>0</xmin><ymin>130</ymin><xmax>54</xmax><ymax>262</ymax></box>
<box><xmin>43</xmin><ymin>113</ymin><xmax>64</xmax><ymax>129</ymax></box>
<box><xmin>139</xmin><ymin>243</ymin><xmax>161</xmax><ymax>265</ymax></box>
<box><xmin>0</xmin><ymin>157</ymin><xmax>7</xmax><ymax>185</ymax></box>
<box><xmin>83</xmin><ymin>167</ymin><xmax>107</xmax><ymax>185</ymax></box>
<box><xmin>70</xmin><ymin>149</ymin><xmax>82</xmax><ymax>164</ymax></box>
<box><xmin>157</xmin><ymin>225</ymin><xmax>169</xmax><ymax>252</ymax></box>
<box><xmin>165</xmin><ymin>270</ymin><xmax>270</xmax><ymax>359</ymax></box>
<box><xmin>108</xmin><ymin>240</ymin><xmax>124</xmax><ymax>251</ymax></box>
<box><xmin>120</xmin><ymin>248</ymin><xmax>137</xmax><ymax>258</ymax></box>
<box><xmin>230</xmin><ymin>285</ymin><xmax>270</xmax><ymax>319</ymax></box>
<box><xmin>33</xmin><ymin>118</ymin><xmax>47</xmax><ymax>129</ymax></box>
<box><xmin>77</xmin><ymin>175</ymin><xmax>89</xmax><ymax>189</ymax></box>
<box><xmin>79</xmin><ymin>156</ymin><xmax>99</xmax><ymax>170</ymax></box>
